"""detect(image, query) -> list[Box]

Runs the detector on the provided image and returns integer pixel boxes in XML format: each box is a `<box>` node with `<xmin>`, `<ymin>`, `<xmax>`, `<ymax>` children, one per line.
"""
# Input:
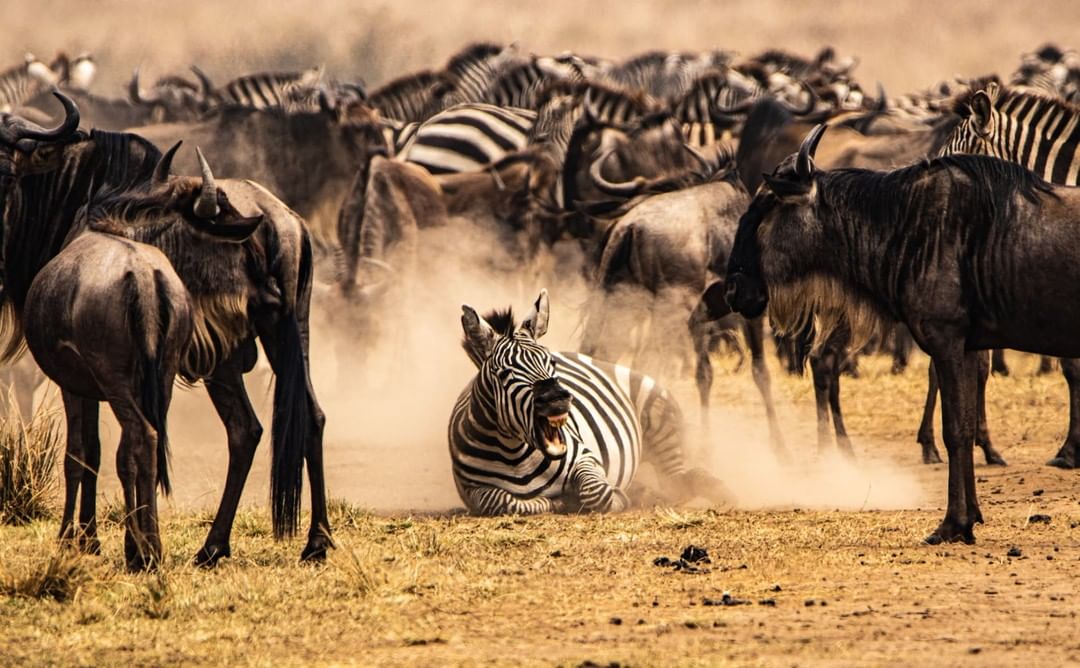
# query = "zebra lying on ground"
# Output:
<box><xmin>448</xmin><ymin>290</ymin><xmax>729</xmax><ymax>515</ymax></box>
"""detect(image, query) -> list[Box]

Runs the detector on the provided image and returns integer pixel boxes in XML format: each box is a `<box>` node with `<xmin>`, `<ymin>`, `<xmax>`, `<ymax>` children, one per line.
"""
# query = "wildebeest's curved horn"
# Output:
<box><xmin>190</xmin><ymin>65</ymin><xmax>214</xmax><ymax>99</ymax></box>
<box><xmin>194</xmin><ymin>146</ymin><xmax>220</xmax><ymax>218</ymax></box>
<box><xmin>12</xmin><ymin>91</ymin><xmax>80</xmax><ymax>142</ymax></box>
<box><xmin>128</xmin><ymin>67</ymin><xmax>153</xmax><ymax>104</ymax></box>
<box><xmin>796</xmin><ymin>124</ymin><xmax>828</xmax><ymax>179</ymax></box>
<box><xmin>684</xmin><ymin>143</ymin><xmax>713</xmax><ymax>172</ymax></box>
<box><xmin>589</xmin><ymin>148</ymin><xmax>646</xmax><ymax>197</ymax></box>
<box><xmin>153</xmin><ymin>141</ymin><xmax>182</xmax><ymax>183</ymax></box>
<box><xmin>782</xmin><ymin>81</ymin><xmax>817</xmax><ymax>115</ymax></box>
<box><xmin>874</xmin><ymin>82</ymin><xmax>888</xmax><ymax>112</ymax></box>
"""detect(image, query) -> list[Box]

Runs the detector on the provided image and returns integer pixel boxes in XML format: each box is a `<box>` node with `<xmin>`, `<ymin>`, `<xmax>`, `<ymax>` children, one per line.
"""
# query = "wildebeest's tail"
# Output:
<box><xmin>269</xmin><ymin>310</ymin><xmax>309</xmax><ymax>539</ymax></box>
<box><xmin>125</xmin><ymin>270</ymin><xmax>173</xmax><ymax>495</ymax></box>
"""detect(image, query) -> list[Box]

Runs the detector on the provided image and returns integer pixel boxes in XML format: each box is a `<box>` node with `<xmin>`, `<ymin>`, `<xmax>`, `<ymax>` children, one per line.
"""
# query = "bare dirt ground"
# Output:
<box><xmin>3</xmin><ymin>352</ymin><xmax>1080</xmax><ymax>666</ymax></box>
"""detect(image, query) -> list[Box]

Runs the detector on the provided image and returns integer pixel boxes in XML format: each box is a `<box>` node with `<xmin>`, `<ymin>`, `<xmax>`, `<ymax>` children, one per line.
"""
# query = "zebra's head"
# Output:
<box><xmin>940</xmin><ymin>83</ymin><xmax>1001</xmax><ymax>158</ymax></box>
<box><xmin>461</xmin><ymin>289</ymin><xmax>573</xmax><ymax>459</ymax></box>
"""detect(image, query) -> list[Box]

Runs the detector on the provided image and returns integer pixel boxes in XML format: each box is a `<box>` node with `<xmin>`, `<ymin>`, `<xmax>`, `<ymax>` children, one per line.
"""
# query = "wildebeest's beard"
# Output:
<box><xmin>725</xmin><ymin>192</ymin><xmax>772</xmax><ymax>318</ymax></box>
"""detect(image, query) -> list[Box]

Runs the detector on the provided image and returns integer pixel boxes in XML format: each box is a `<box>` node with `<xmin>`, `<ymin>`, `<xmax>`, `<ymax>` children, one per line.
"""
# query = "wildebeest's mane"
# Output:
<box><xmin>483</xmin><ymin>307</ymin><xmax>516</xmax><ymax>336</ymax></box>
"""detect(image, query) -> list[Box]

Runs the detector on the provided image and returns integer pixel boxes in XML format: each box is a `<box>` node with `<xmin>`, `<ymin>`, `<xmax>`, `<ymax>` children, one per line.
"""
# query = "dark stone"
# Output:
<box><xmin>1007</xmin><ymin>546</ymin><xmax>1022</xmax><ymax>558</ymax></box>
<box><xmin>1028</xmin><ymin>514</ymin><xmax>1051</xmax><ymax>524</ymax></box>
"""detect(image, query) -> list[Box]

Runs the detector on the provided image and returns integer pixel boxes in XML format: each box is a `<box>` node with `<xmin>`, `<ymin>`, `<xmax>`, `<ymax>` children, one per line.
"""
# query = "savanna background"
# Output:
<box><xmin>1</xmin><ymin>1</ymin><xmax>1079</xmax><ymax>665</ymax></box>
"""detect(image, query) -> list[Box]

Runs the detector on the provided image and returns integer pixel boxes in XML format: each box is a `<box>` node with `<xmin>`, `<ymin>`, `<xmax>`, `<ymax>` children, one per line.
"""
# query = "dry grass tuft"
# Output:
<box><xmin>1</xmin><ymin>550</ymin><xmax>91</xmax><ymax>603</ymax></box>
<box><xmin>0</xmin><ymin>398</ymin><xmax>63</xmax><ymax>526</ymax></box>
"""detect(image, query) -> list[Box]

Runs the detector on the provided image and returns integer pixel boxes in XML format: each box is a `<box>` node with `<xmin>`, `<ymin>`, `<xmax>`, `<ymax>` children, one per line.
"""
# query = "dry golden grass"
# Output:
<box><xmin>1</xmin><ymin>351</ymin><xmax>1079</xmax><ymax>666</ymax></box>
<box><xmin>0</xmin><ymin>398</ymin><xmax>63</xmax><ymax>526</ymax></box>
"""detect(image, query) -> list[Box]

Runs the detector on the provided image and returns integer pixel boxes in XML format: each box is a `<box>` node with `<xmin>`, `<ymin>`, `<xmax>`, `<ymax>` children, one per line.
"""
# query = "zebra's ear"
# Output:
<box><xmin>520</xmin><ymin>289</ymin><xmax>550</xmax><ymax>339</ymax></box>
<box><xmin>970</xmin><ymin>91</ymin><xmax>993</xmax><ymax>137</ymax></box>
<box><xmin>462</xmin><ymin>305</ymin><xmax>496</xmax><ymax>366</ymax></box>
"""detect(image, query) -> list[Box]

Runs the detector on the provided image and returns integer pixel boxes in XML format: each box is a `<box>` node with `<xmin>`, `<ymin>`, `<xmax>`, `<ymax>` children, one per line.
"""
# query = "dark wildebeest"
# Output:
<box><xmin>1</xmin><ymin>95</ymin><xmax>330</xmax><ymax>567</ymax></box>
<box><xmin>725</xmin><ymin>124</ymin><xmax>1080</xmax><ymax>544</ymax></box>
<box><xmin>27</xmin><ymin>151</ymin><xmax>269</xmax><ymax>570</ymax></box>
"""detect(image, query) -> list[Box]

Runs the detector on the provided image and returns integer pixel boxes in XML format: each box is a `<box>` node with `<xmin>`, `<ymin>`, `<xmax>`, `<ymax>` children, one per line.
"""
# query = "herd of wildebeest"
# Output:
<box><xmin>2</xmin><ymin>41</ymin><xmax>1080</xmax><ymax>570</ymax></box>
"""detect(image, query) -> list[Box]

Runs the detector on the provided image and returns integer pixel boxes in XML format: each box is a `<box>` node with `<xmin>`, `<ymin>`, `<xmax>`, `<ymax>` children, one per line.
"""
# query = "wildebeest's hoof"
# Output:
<box><xmin>1046</xmin><ymin>456</ymin><xmax>1077</xmax><ymax>469</ymax></box>
<box><xmin>78</xmin><ymin>535</ymin><xmax>102</xmax><ymax>555</ymax></box>
<box><xmin>193</xmin><ymin>543</ymin><xmax>231</xmax><ymax>568</ymax></box>
<box><xmin>921</xmin><ymin>446</ymin><xmax>944</xmax><ymax>465</ymax></box>
<box><xmin>125</xmin><ymin>553</ymin><xmax>158</xmax><ymax>573</ymax></box>
<box><xmin>300</xmin><ymin>536</ymin><xmax>334</xmax><ymax>563</ymax></box>
<box><xmin>983</xmin><ymin>450</ymin><xmax>1008</xmax><ymax>467</ymax></box>
<box><xmin>924</xmin><ymin>519</ymin><xmax>976</xmax><ymax>546</ymax></box>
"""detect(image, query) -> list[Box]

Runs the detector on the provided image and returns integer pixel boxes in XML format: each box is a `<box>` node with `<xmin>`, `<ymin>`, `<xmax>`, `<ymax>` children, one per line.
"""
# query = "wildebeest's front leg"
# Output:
<box><xmin>744</xmin><ymin>317</ymin><xmax>787</xmax><ymax>459</ymax></box>
<box><xmin>1048</xmin><ymin>357</ymin><xmax>1080</xmax><ymax>468</ymax></box>
<box><xmin>975</xmin><ymin>351</ymin><xmax>1006</xmax><ymax>466</ymax></box>
<box><xmin>195</xmin><ymin>348</ymin><xmax>262</xmax><ymax>568</ymax></box>
<box><xmin>925</xmin><ymin>349</ymin><xmax>981</xmax><ymax>545</ymax></box>
<box><xmin>917</xmin><ymin>363</ymin><xmax>944</xmax><ymax>464</ymax></box>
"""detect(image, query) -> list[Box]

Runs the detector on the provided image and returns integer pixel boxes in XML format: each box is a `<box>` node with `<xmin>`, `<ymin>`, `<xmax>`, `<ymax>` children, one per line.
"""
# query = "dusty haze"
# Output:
<box><xmin>7</xmin><ymin>0</ymin><xmax>1067</xmax><ymax>515</ymax></box>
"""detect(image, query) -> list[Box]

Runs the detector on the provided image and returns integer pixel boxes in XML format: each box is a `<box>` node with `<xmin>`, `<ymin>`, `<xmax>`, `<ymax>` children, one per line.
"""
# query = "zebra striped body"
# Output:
<box><xmin>397</xmin><ymin>103</ymin><xmax>536</xmax><ymax>174</ymax></box>
<box><xmin>450</xmin><ymin>294</ymin><xmax>688</xmax><ymax>516</ymax></box>
<box><xmin>941</xmin><ymin>84</ymin><xmax>1080</xmax><ymax>185</ymax></box>
<box><xmin>216</xmin><ymin>67</ymin><xmax>324</xmax><ymax>112</ymax></box>
<box><xmin>0</xmin><ymin>56</ymin><xmax>55</xmax><ymax>113</ymax></box>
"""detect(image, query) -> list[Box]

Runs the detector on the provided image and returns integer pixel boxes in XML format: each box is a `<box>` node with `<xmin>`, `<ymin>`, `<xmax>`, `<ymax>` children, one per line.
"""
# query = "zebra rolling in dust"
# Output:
<box><xmin>449</xmin><ymin>290</ymin><xmax>729</xmax><ymax>515</ymax></box>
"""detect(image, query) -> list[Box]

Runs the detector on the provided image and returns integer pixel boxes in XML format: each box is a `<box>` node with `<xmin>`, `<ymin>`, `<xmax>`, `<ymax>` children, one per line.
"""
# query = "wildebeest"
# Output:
<box><xmin>1</xmin><ymin>94</ymin><xmax>330</xmax><ymax>567</ymax></box>
<box><xmin>725</xmin><ymin>124</ymin><xmax>1080</xmax><ymax>544</ymax></box>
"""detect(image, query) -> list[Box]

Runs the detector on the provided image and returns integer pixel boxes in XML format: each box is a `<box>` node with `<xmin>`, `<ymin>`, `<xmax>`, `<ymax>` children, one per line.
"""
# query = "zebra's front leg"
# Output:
<box><xmin>566</xmin><ymin>458</ymin><xmax>630</xmax><ymax>513</ymax></box>
<box><xmin>461</xmin><ymin>484</ymin><xmax>567</xmax><ymax>516</ymax></box>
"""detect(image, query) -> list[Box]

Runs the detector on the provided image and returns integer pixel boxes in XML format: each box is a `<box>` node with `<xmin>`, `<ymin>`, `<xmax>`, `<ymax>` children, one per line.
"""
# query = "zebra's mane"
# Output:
<box><xmin>483</xmin><ymin>307</ymin><xmax>516</xmax><ymax>336</ymax></box>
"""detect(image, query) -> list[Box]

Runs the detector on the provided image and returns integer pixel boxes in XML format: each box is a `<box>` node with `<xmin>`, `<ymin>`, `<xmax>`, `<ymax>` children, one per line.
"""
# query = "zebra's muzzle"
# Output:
<box><xmin>538</xmin><ymin>413</ymin><xmax>569</xmax><ymax>458</ymax></box>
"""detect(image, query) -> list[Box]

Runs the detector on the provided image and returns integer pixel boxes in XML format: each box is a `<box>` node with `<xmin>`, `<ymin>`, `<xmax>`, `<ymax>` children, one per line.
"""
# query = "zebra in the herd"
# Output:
<box><xmin>0</xmin><ymin>55</ymin><xmax>57</xmax><ymax>112</ymax></box>
<box><xmin>941</xmin><ymin>82</ymin><xmax>1080</xmax><ymax>183</ymax></box>
<box><xmin>396</xmin><ymin>102</ymin><xmax>536</xmax><ymax>174</ymax></box>
<box><xmin>449</xmin><ymin>290</ymin><xmax>728</xmax><ymax>515</ymax></box>
<box><xmin>193</xmin><ymin>65</ymin><xmax>326</xmax><ymax>112</ymax></box>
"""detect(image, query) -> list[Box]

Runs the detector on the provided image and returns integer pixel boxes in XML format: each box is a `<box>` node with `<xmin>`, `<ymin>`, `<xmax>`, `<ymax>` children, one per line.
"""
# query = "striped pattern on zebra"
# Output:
<box><xmin>449</xmin><ymin>290</ymin><xmax>727</xmax><ymax>516</ymax></box>
<box><xmin>367</xmin><ymin>71</ymin><xmax>451</xmax><ymax>123</ymax></box>
<box><xmin>396</xmin><ymin>103</ymin><xmax>536</xmax><ymax>174</ymax></box>
<box><xmin>213</xmin><ymin>66</ymin><xmax>325</xmax><ymax>112</ymax></box>
<box><xmin>941</xmin><ymin>83</ymin><xmax>1080</xmax><ymax>184</ymax></box>
<box><xmin>0</xmin><ymin>56</ymin><xmax>57</xmax><ymax>113</ymax></box>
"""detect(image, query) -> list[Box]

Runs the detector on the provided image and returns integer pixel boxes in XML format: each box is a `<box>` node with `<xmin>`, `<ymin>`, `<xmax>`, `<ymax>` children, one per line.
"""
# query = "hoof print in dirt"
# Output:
<box><xmin>1028</xmin><ymin>514</ymin><xmax>1051</xmax><ymax>524</ymax></box>
<box><xmin>1007</xmin><ymin>546</ymin><xmax>1023</xmax><ymax>558</ymax></box>
<box><xmin>702</xmin><ymin>592</ymin><xmax>750</xmax><ymax>606</ymax></box>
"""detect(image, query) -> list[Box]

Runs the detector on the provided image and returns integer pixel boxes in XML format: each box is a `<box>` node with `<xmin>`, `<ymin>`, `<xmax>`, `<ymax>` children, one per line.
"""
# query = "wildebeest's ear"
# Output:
<box><xmin>762</xmin><ymin>173</ymin><xmax>811</xmax><ymax>199</ymax></box>
<box><xmin>520</xmin><ymin>289</ymin><xmax>550</xmax><ymax>339</ymax></box>
<box><xmin>462</xmin><ymin>305</ymin><xmax>496</xmax><ymax>366</ymax></box>
<box><xmin>185</xmin><ymin>210</ymin><xmax>264</xmax><ymax>243</ymax></box>
<box><xmin>970</xmin><ymin>91</ymin><xmax>993</xmax><ymax>136</ymax></box>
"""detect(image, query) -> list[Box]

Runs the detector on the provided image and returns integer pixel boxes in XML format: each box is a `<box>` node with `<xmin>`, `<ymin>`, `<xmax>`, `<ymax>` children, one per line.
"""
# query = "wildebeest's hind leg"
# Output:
<box><xmin>1048</xmin><ymin>357</ymin><xmax>1080</xmax><ymax>468</ymax></box>
<box><xmin>638</xmin><ymin>386</ymin><xmax>732</xmax><ymax>506</ymax></box>
<box><xmin>195</xmin><ymin>346</ymin><xmax>262</xmax><ymax>567</ymax></box>
<box><xmin>108</xmin><ymin>393</ymin><xmax>164</xmax><ymax>571</ymax></box>
<box><xmin>925</xmin><ymin>348</ymin><xmax>981</xmax><ymax>545</ymax></box>
<box><xmin>58</xmin><ymin>392</ymin><xmax>102</xmax><ymax>554</ymax></box>
<box><xmin>255</xmin><ymin>314</ymin><xmax>333</xmax><ymax>562</ymax></box>
<box><xmin>975</xmin><ymin>351</ymin><xmax>1006</xmax><ymax>466</ymax></box>
<box><xmin>916</xmin><ymin>363</ymin><xmax>944</xmax><ymax>464</ymax></box>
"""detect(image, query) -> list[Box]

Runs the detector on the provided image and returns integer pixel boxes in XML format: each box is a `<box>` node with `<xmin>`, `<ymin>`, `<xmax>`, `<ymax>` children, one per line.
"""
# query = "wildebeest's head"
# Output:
<box><xmin>461</xmin><ymin>290</ymin><xmax>573</xmax><ymax>459</ymax></box>
<box><xmin>725</xmin><ymin>123</ymin><xmax>827</xmax><ymax>319</ymax></box>
<box><xmin>0</xmin><ymin>92</ymin><xmax>81</xmax><ymax>187</ymax></box>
